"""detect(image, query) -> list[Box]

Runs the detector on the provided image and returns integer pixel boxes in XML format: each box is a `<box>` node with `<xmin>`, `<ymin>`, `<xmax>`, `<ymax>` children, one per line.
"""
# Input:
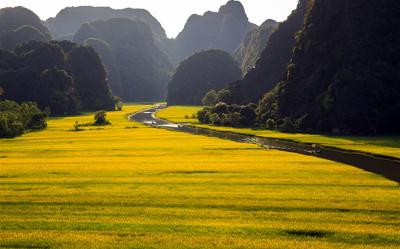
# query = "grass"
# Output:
<box><xmin>157</xmin><ymin>106</ymin><xmax>400</xmax><ymax>159</ymax></box>
<box><xmin>1</xmin><ymin>104</ymin><xmax>399</xmax><ymax>248</ymax></box>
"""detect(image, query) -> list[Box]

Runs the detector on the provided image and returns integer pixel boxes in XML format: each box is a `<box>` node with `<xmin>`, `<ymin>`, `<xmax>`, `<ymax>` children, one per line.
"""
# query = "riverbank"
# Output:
<box><xmin>157</xmin><ymin>106</ymin><xmax>400</xmax><ymax>160</ymax></box>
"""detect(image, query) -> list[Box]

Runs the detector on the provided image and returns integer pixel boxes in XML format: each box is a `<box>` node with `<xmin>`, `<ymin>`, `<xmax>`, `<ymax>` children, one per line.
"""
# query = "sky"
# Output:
<box><xmin>0</xmin><ymin>0</ymin><xmax>299</xmax><ymax>38</ymax></box>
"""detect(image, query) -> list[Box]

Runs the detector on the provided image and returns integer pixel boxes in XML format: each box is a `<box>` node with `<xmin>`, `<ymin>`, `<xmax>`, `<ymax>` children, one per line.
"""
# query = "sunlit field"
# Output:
<box><xmin>1</xmin><ymin>104</ymin><xmax>399</xmax><ymax>249</ymax></box>
<box><xmin>157</xmin><ymin>106</ymin><xmax>400</xmax><ymax>159</ymax></box>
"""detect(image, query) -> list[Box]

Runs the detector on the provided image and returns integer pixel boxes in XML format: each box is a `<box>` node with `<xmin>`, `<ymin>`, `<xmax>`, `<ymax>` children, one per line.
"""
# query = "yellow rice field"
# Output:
<box><xmin>157</xmin><ymin>106</ymin><xmax>400</xmax><ymax>159</ymax></box>
<box><xmin>0</xmin><ymin>104</ymin><xmax>399</xmax><ymax>248</ymax></box>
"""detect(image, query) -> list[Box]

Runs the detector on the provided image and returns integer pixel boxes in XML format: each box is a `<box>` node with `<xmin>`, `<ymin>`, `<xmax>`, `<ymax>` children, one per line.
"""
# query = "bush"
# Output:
<box><xmin>279</xmin><ymin>117</ymin><xmax>295</xmax><ymax>132</ymax></box>
<box><xmin>266</xmin><ymin>119</ymin><xmax>275</xmax><ymax>130</ymax></box>
<box><xmin>216</xmin><ymin>89</ymin><xmax>232</xmax><ymax>104</ymax></box>
<box><xmin>209</xmin><ymin>113</ymin><xmax>221</xmax><ymax>125</ymax></box>
<box><xmin>202</xmin><ymin>90</ymin><xmax>218</xmax><ymax>106</ymax></box>
<box><xmin>229</xmin><ymin>112</ymin><xmax>241</xmax><ymax>127</ymax></box>
<box><xmin>94</xmin><ymin>111</ymin><xmax>111</xmax><ymax>126</ymax></box>
<box><xmin>113</xmin><ymin>96</ymin><xmax>123</xmax><ymax>111</ymax></box>
<box><xmin>239</xmin><ymin>105</ymin><xmax>256</xmax><ymax>126</ymax></box>
<box><xmin>0</xmin><ymin>100</ymin><xmax>47</xmax><ymax>138</ymax></box>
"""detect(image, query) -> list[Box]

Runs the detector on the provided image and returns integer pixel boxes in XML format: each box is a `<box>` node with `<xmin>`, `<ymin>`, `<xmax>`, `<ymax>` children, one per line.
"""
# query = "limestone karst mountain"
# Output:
<box><xmin>169</xmin><ymin>0</ymin><xmax>256</xmax><ymax>65</ymax></box>
<box><xmin>221</xmin><ymin>0</ymin><xmax>311</xmax><ymax>104</ymax></box>
<box><xmin>74</xmin><ymin>18</ymin><xmax>173</xmax><ymax>101</ymax></box>
<box><xmin>0</xmin><ymin>7</ymin><xmax>51</xmax><ymax>50</ymax></box>
<box><xmin>258</xmin><ymin>0</ymin><xmax>400</xmax><ymax>134</ymax></box>
<box><xmin>167</xmin><ymin>49</ymin><xmax>242</xmax><ymax>105</ymax></box>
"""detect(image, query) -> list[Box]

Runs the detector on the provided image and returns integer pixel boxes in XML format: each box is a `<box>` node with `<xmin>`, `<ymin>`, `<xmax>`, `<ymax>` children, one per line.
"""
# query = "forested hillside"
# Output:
<box><xmin>258</xmin><ymin>0</ymin><xmax>400</xmax><ymax>134</ymax></box>
<box><xmin>0</xmin><ymin>40</ymin><xmax>115</xmax><ymax>115</ymax></box>
<box><xmin>167</xmin><ymin>50</ymin><xmax>242</xmax><ymax>105</ymax></box>
<box><xmin>220</xmin><ymin>0</ymin><xmax>312</xmax><ymax>104</ymax></box>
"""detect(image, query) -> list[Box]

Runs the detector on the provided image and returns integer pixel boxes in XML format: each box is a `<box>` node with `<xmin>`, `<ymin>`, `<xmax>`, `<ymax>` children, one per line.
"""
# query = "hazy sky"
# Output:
<box><xmin>0</xmin><ymin>0</ymin><xmax>298</xmax><ymax>38</ymax></box>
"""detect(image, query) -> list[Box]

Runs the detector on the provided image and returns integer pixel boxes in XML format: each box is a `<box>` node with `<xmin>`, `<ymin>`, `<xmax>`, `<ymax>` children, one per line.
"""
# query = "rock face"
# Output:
<box><xmin>234</xmin><ymin>19</ymin><xmax>279</xmax><ymax>75</ymax></box>
<box><xmin>74</xmin><ymin>18</ymin><xmax>173</xmax><ymax>101</ymax></box>
<box><xmin>258</xmin><ymin>0</ymin><xmax>400</xmax><ymax>134</ymax></box>
<box><xmin>169</xmin><ymin>0</ymin><xmax>256</xmax><ymax>65</ymax></box>
<box><xmin>167</xmin><ymin>50</ymin><xmax>242</xmax><ymax>106</ymax></box>
<box><xmin>223</xmin><ymin>0</ymin><xmax>311</xmax><ymax>105</ymax></box>
<box><xmin>0</xmin><ymin>7</ymin><xmax>51</xmax><ymax>50</ymax></box>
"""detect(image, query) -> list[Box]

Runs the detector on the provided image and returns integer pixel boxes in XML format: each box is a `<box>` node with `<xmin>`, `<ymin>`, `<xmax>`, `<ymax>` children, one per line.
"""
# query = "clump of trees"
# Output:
<box><xmin>0</xmin><ymin>100</ymin><xmax>47</xmax><ymax>138</ymax></box>
<box><xmin>197</xmin><ymin>102</ymin><xmax>257</xmax><ymax>127</ymax></box>
<box><xmin>73</xmin><ymin>111</ymin><xmax>111</xmax><ymax>131</ymax></box>
<box><xmin>94</xmin><ymin>111</ymin><xmax>111</xmax><ymax>126</ymax></box>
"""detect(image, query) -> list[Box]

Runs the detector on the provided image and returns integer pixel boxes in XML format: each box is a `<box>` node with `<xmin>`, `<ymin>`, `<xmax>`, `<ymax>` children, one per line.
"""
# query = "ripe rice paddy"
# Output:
<box><xmin>157</xmin><ymin>106</ymin><xmax>400</xmax><ymax>159</ymax></box>
<box><xmin>0</xmin><ymin>104</ymin><xmax>399</xmax><ymax>248</ymax></box>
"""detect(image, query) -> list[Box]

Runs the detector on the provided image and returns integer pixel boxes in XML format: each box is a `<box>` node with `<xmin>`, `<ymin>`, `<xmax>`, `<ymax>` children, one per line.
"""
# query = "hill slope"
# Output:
<box><xmin>258</xmin><ymin>0</ymin><xmax>400</xmax><ymax>134</ymax></box>
<box><xmin>167</xmin><ymin>50</ymin><xmax>242</xmax><ymax>105</ymax></box>
<box><xmin>234</xmin><ymin>19</ymin><xmax>279</xmax><ymax>75</ymax></box>
<box><xmin>223</xmin><ymin>0</ymin><xmax>311</xmax><ymax>104</ymax></box>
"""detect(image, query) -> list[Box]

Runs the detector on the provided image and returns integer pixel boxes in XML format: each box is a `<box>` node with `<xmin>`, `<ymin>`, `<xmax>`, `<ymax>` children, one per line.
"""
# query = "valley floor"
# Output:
<box><xmin>0</xmin><ymin>104</ymin><xmax>399</xmax><ymax>248</ymax></box>
<box><xmin>157</xmin><ymin>106</ymin><xmax>400</xmax><ymax>159</ymax></box>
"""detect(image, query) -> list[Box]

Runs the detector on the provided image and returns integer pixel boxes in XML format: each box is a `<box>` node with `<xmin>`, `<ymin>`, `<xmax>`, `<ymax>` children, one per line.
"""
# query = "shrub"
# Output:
<box><xmin>229</xmin><ymin>112</ymin><xmax>241</xmax><ymax>127</ymax></box>
<box><xmin>266</xmin><ymin>119</ymin><xmax>275</xmax><ymax>130</ymax></box>
<box><xmin>217</xmin><ymin>89</ymin><xmax>232</xmax><ymax>104</ymax></box>
<box><xmin>209</xmin><ymin>113</ymin><xmax>221</xmax><ymax>125</ymax></box>
<box><xmin>0</xmin><ymin>100</ymin><xmax>46</xmax><ymax>138</ymax></box>
<box><xmin>94</xmin><ymin>111</ymin><xmax>111</xmax><ymax>126</ymax></box>
<box><xmin>239</xmin><ymin>105</ymin><xmax>257</xmax><ymax>126</ymax></box>
<box><xmin>279</xmin><ymin>117</ymin><xmax>295</xmax><ymax>133</ymax></box>
<box><xmin>113</xmin><ymin>96</ymin><xmax>123</xmax><ymax>111</ymax></box>
<box><xmin>202</xmin><ymin>90</ymin><xmax>218</xmax><ymax>106</ymax></box>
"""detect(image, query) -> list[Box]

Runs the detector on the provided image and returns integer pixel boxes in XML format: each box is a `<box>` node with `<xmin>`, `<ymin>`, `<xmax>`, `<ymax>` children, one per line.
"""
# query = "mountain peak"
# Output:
<box><xmin>218</xmin><ymin>0</ymin><xmax>248</xmax><ymax>21</ymax></box>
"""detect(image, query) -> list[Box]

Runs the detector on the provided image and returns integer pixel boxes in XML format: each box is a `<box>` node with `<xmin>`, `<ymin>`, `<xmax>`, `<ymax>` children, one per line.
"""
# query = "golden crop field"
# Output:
<box><xmin>157</xmin><ymin>106</ymin><xmax>400</xmax><ymax>159</ymax></box>
<box><xmin>1</xmin><ymin>104</ymin><xmax>399</xmax><ymax>249</ymax></box>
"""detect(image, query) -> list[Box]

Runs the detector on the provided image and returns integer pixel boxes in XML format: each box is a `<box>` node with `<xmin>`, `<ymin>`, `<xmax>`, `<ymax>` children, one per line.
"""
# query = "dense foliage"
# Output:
<box><xmin>169</xmin><ymin>0</ymin><xmax>256</xmax><ymax>65</ymax></box>
<box><xmin>197</xmin><ymin>102</ymin><xmax>257</xmax><ymax>127</ymax></box>
<box><xmin>0</xmin><ymin>100</ymin><xmax>46</xmax><ymax>138</ymax></box>
<box><xmin>219</xmin><ymin>0</ymin><xmax>311</xmax><ymax>104</ymax></box>
<box><xmin>66</xmin><ymin>45</ymin><xmax>114</xmax><ymax>110</ymax></box>
<box><xmin>167</xmin><ymin>50</ymin><xmax>242</xmax><ymax>105</ymax></box>
<box><xmin>74</xmin><ymin>18</ymin><xmax>173</xmax><ymax>101</ymax></box>
<box><xmin>258</xmin><ymin>0</ymin><xmax>400</xmax><ymax>135</ymax></box>
<box><xmin>85</xmin><ymin>38</ymin><xmax>123</xmax><ymax>97</ymax></box>
<box><xmin>234</xmin><ymin>19</ymin><xmax>278</xmax><ymax>75</ymax></box>
<box><xmin>0</xmin><ymin>40</ymin><xmax>115</xmax><ymax>115</ymax></box>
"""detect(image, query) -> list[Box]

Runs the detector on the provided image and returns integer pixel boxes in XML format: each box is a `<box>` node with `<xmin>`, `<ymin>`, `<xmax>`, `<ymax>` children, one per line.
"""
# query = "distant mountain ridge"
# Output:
<box><xmin>0</xmin><ymin>7</ymin><xmax>51</xmax><ymax>50</ymax></box>
<box><xmin>46</xmin><ymin>6</ymin><xmax>166</xmax><ymax>38</ymax></box>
